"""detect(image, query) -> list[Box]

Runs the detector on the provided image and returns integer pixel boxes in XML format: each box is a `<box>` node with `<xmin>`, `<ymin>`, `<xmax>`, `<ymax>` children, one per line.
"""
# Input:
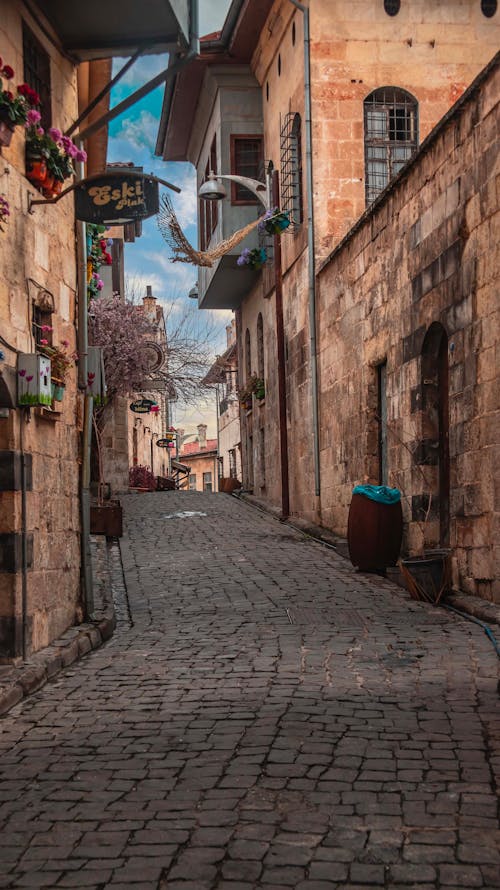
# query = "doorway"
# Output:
<box><xmin>421</xmin><ymin>323</ymin><xmax>450</xmax><ymax>546</ymax></box>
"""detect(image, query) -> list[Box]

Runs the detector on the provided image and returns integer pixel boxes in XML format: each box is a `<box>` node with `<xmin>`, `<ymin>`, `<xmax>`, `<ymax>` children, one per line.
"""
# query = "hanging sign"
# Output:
<box><xmin>156</xmin><ymin>438</ymin><xmax>173</xmax><ymax>448</ymax></box>
<box><xmin>75</xmin><ymin>172</ymin><xmax>159</xmax><ymax>224</ymax></box>
<box><xmin>129</xmin><ymin>398</ymin><xmax>157</xmax><ymax>414</ymax></box>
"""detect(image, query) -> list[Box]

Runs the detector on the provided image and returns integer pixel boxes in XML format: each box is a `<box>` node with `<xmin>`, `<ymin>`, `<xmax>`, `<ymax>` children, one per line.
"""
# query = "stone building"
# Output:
<box><xmin>203</xmin><ymin>320</ymin><xmax>242</xmax><ymax>488</ymax></box>
<box><xmin>0</xmin><ymin>2</ymin><xmax>111</xmax><ymax>658</ymax></box>
<box><xmin>157</xmin><ymin>0</ymin><xmax>499</xmax><ymax>601</ymax></box>
<box><xmin>178</xmin><ymin>425</ymin><xmax>218</xmax><ymax>492</ymax></box>
<box><xmin>316</xmin><ymin>57</ymin><xmax>499</xmax><ymax>601</ymax></box>
<box><xmin>0</xmin><ymin>0</ymin><xmax>193</xmax><ymax>658</ymax></box>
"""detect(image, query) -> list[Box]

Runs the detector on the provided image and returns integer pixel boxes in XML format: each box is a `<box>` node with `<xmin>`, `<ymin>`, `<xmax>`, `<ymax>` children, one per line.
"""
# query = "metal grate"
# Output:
<box><xmin>364</xmin><ymin>87</ymin><xmax>418</xmax><ymax>205</ymax></box>
<box><xmin>280</xmin><ymin>112</ymin><xmax>303</xmax><ymax>230</ymax></box>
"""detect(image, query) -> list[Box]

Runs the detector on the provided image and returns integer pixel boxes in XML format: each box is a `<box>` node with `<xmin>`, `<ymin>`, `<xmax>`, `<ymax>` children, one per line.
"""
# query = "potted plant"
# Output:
<box><xmin>237</xmin><ymin>246</ymin><xmax>268</xmax><ymax>271</ymax></box>
<box><xmin>38</xmin><ymin>332</ymin><xmax>76</xmax><ymax>400</ymax></box>
<box><xmin>238</xmin><ymin>374</ymin><xmax>265</xmax><ymax>409</ymax></box>
<box><xmin>25</xmin><ymin>123</ymin><xmax>86</xmax><ymax>195</ymax></box>
<box><xmin>0</xmin><ymin>60</ymin><xmax>40</xmax><ymax>146</ymax></box>
<box><xmin>258</xmin><ymin>207</ymin><xmax>291</xmax><ymax>236</ymax></box>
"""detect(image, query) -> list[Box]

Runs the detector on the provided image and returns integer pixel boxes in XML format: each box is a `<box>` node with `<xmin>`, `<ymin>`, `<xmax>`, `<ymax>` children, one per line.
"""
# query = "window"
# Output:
<box><xmin>280</xmin><ymin>112</ymin><xmax>303</xmax><ymax>226</ymax></box>
<box><xmin>199</xmin><ymin>136</ymin><xmax>218</xmax><ymax>250</ymax></box>
<box><xmin>257</xmin><ymin>313</ymin><xmax>265</xmax><ymax>381</ymax></box>
<box><xmin>23</xmin><ymin>22</ymin><xmax>51</xmax><ymax>130</ymax></box>
<box><xmin>32</xmin><ymin>305</ymin><xmax>53</xmax><ymax>349</ymax></box>
<box><xmin>245</xmin><ymin>328</ymin><xmax>252</xmax><ymax>381</ymax></box>
<box><xmin>203</xmin><ymin>472</ymin><xmax>212</xmax><ymax>492</ymax></box>
<box><xmin>229</xmin><ymin>449</ymin><xmax>237</xmax><ymax>479</ymax></box>
<box><xmin>364</xmin><ymin>87</ymin><xmax>418</xmax><ymax>205</ymax></box>
<box><xmin>230</xmin><ymin>135</ymin><xmax>264</xmax><ymax>204</ymax></box>
<box><xmin>481</xmin><ymin>0</ymin><xmax>497</xmax><ymax>16</ymax></box>
<box><xmin>384</xmin><ymin>0</ymin><xmax>401</xmax><ymax>15</ymax></box>
<box><xmin>189</xmin><ymin>473</ymin><xmax>197</xmax><ymax>490</ymax></box>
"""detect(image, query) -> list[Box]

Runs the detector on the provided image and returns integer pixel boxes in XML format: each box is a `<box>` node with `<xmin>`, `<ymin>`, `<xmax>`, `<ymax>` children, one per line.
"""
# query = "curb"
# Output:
<box><xmin>234</xmin><ymin>491</ymin><xmax>500</xmax><ymax>629</ymax></box>
<box><xmin>0</xmin><ymin>536</ymin><xmax>117</xmax><ymax>718</ymax></box>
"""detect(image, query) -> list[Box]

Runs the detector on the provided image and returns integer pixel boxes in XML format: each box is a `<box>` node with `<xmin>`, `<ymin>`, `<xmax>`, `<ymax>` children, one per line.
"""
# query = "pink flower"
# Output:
<box><xmin>48</xmin><ymin>127</ymin><xmax>62</xmax><ymax>143</ymax></box>
<box><xmin>26</xmin><ymin>108</ymin><xmax>41</xmax><ymax>126</ymax></box>
<box><xmin>75</xmin><ymin>148</ymin><xmax>87</xmax><ymax>163</ymax></box>
<box><xmin>61</xmin><ymin>339</ymin><xmax>69</xmax><ymax>347</ymax></box>
<box><xmin>18</xmin><ymin>369</ymin><xmax>26</xmax><ymax>377</ymax></box>
<box><xmin>40</xmin><ymin>338</ymin><xmax>48</xmax><ymax>345</ymax></box>
<box><xmin>26</xmin><ymin>375</ymin><xmax>33</xmax><ymax>382</ymax></box>
<box><xmin>41</xmin><ymin>324</ymin><xmax>53</xmax><ymax>332</ymax></box>
<box><xmin>36</xmin><ymin>127</ymin><xmax>44</xmax><ymax>136</ymax></box>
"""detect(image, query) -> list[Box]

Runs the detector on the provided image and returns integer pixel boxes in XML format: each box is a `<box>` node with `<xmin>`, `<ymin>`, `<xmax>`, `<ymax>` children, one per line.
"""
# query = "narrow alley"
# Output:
<box><xmin>0</xmin><ymin>492</ymin><xmax>498</xmax><ymax>890</ymax></box>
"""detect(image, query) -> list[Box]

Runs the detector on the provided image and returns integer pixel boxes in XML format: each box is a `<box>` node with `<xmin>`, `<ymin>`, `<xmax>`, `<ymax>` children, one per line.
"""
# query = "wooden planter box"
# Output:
<box><xmin>219</xmin><ymin>477</ymin><xmax>242</xmax><ymax>494</ymax></box>
<box><xmin>90</xmin><ymin>501</ymin><xmax>123</xmax><ymax>537</ymax></box>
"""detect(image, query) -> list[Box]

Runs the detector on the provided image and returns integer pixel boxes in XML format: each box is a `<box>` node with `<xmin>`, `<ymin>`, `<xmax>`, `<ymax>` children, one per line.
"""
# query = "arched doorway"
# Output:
<box><xmin>421</xmin><ymin>323</ymin><xmax>450</xmax><ymax>546</ymax></box>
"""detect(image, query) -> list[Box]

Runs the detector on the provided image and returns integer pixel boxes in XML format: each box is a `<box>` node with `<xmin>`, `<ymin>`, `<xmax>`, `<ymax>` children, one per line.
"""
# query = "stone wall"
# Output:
<box><xmin>316</xmin><ymin>58</ymin><xmax>499</xmax><ymax>601</ymax></box>
<box><xmin>0</xmin><ymin>1</ymin><xmax>81</xmax><ymax>656</ymax></box>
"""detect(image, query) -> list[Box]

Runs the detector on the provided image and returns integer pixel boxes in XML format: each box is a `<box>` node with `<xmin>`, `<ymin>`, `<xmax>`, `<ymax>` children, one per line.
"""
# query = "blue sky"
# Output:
<box><xmin>106</xmin><ymin>1</ymin><xmax>232</xmax><ymax>432</ymax></box>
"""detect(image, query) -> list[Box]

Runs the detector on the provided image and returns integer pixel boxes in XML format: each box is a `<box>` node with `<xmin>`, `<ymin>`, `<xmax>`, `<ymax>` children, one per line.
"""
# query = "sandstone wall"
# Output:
<box><xmin>317</xmin><ymin>58</ymin><xmax>499</xmax><ymax>601</ymax></box>
<box><xmin>0</xmin><ymin>1</ymin><xmax>81</xmax><ymax>656</ymax></box>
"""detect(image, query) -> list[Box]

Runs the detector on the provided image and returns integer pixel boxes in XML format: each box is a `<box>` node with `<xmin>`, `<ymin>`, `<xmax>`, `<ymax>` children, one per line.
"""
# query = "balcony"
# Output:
<box><xmin>38</xmin><ymin>0</ymin><xmax>190</xmax><ymax>60</ymax></box>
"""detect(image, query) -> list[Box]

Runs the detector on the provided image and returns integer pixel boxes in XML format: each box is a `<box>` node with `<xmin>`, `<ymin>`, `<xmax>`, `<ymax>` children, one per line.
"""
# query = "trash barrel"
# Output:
<box><xmin>347</xmin><ymin>484</ymin><xmax>403</xmax><ymax>572</ymax></box>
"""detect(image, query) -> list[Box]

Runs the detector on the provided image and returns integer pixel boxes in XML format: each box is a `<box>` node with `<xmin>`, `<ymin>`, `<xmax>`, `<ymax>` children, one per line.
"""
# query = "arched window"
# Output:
<box><xmin>245</xmin><ymin>328</ymin><xmax>252</xmax><ymax>380</ymax></box>
<box><xmin>280</xmin><ymin>112</ymin><xmax>303</xmax><ymax>225</ymax></box>
<box><xmin>257</xmin><ymin>313</ymin><xmax>265</xmax><ymax>381</ymax></box>
<box><xmin>364</xmin><ymin>87</ymin><xmax>418</xmax><ymax>205</ymax></box>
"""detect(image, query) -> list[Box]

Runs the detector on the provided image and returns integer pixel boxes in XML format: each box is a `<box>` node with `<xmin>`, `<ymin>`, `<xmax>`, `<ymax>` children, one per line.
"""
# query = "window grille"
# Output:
<box><xmin>230</xmin><ymin>135</ymin><xmax>264</xmax><ymax>203</ymax></box>
<box><xmin>32</xmin><ymin>305</ymin><xmax>52</xmax><ymax>349</ymax></box>
<box><xmin>280</xmin><ymin>112</ymin><xmax>303</xmax><ymax>229</ymax></box>
<box><xmin>364</xmin><ymin>87</ymin><xmax>418</xmax><ymax>205</ymax></box>
<box><xmin>23</xmin><ymin>22</ymin><xmax>51</xmax><ymax>130</ymax></box>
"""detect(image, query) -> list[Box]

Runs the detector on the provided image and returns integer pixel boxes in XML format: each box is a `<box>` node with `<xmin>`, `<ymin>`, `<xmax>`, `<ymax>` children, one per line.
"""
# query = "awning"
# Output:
<box><xmin>38</xmin><ymin>0</ymin><xmax>191</xmax><ymax>60</ymax></box>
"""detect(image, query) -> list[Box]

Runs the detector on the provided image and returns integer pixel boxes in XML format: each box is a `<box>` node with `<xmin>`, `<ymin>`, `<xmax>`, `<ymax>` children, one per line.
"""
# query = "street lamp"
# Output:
<box><xmin>188</xmin><ymin>283</ymin><xmax>198</xmax><ymax>299</ymax></box>
<box><xmin>198</xmin><ymin>171</ymin><xmax>270</xmax><ymax>209</ymax></box>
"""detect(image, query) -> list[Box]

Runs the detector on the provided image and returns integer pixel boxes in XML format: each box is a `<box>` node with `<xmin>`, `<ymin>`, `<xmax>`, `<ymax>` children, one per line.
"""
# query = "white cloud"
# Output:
<box><xmin>113</xmin><ymin>54</ymin><xmax>169</xmax><ymax>88</ymax></box>
<box><xmin>113</xmin><ymin>109</ymin><xmax>158</xmax><ymax>153</ymax></box>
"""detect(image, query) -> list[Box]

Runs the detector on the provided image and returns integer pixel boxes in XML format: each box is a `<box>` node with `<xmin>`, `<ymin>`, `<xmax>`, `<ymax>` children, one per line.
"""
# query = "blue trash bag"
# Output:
<box><xmin>352</xmin><ymin>484</ymin><xmax>401</xmax><ymax>504</ymax></box>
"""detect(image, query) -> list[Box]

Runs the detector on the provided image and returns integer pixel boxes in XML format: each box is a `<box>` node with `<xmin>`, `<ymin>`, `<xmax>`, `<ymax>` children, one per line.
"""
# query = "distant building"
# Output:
<box><xmin>203</xmin><ymin>320</ymin><xmax>242</xmax><ymax>488</ymax></box>
<box><xmin>178</xmin><ymin>425</ymin><xmax>218</xmax><ymax>492</ymax></box>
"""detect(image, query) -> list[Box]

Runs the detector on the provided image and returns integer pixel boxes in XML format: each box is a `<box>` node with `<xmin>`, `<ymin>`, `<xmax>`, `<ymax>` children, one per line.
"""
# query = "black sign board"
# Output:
<box><xmin>75</xmin><ymin>173</ymin><xmax>159</xmax><ymax>224</ymax></box>
<box><xmin>156</xmin><ymin>438</ymin><xmax>174</xmax><ymax>448</ymax></box>
<box><xmin>129</xmin><ymin>398</ymin><xmax>157</xmax><ymax>414</ymax></box>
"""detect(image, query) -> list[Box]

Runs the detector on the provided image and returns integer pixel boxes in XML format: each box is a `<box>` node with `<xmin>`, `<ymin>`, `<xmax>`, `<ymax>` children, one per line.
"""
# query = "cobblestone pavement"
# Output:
<box><xmin>1</xmin><ymin>492</ymin><xmax>499</xmax><ymax>890</ymax></box>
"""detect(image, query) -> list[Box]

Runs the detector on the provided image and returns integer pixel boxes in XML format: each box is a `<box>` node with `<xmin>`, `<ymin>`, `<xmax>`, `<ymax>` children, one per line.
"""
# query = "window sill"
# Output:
<box><xmin>34</xmin><ymin>405</ymin><xmax>62</xmax><ymax>421</ymax></box>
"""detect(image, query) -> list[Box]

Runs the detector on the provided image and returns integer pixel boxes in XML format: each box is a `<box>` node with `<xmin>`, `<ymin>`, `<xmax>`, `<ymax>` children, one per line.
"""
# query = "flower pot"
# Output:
<box><xmin>400</xmin><ymin>550</ymin><xmax>451</xmax><ymax>604</ymax></box>
<box><xmin>51</xmin><ymin>382</ymin><xmax>65</xmax><ymax>401</ymax></box>
<box><xmin>26</xmin><ymin>156</ymin><xmax>47</xmax><ymax>185</ymax></box>
<box><xmin>0</xmin><ymin>117</ymin><xmax>14</xmax><ymax>148</ymax></box>
<box><xmin>90</xmin><ymin>500</ymin><xmax>123</xmax><ymax>537</ymax></box>
<box><xmin>52</xmin><ymin>179</ymin><xmax>64</xmax><ymax>195</ymax></box>
<box><xmin>42</xmin><ymin>174</ymin><xmax>55</xmax><ymax>197</ymax></box>
<box><xmin>348</xmin><ymin>491</ymin><xmax>403</xmax><ymax>572</ymax></box>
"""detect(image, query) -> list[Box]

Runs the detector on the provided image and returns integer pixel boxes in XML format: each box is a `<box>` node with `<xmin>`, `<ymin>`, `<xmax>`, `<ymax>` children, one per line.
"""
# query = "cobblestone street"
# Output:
<box><xmin>0</xmin><ymin>492</ymin><xmax>499</xmax><ymax>889</ymax></box>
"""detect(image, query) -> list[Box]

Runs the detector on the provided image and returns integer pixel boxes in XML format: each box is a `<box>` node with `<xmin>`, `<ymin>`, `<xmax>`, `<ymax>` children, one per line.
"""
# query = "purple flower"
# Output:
<box><xmin>237</xmin><ymin>248</ymin><xmax>251</xmax><ymax>267</ymax></box>
<box><xmin>48</xmin><ymin>127</ymin><xmax>62</xmax><ymax>143</ymax></box>
<box><xmin>75</xmin><ymin>148</ymin><xmax>87</xmax><ymax>163</ymax></box>
<box><xmin>18</xmin><ymin>369</ymin><xmax>26</xmax><ymax>377</ymax></box>
<box><xmin>26</xmin><ymin>108</ymin><xmax>41</xmax><ymax>126</ymax></box>
<box><xmin>26</xmin><ymin>375</ymin><xmax>33</xmax><ymax>382</ymax></box>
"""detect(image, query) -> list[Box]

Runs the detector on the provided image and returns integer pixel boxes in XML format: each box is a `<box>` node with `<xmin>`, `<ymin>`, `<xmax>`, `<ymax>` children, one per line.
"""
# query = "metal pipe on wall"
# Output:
<box><xmin>272</xmin><ymin>170</ymin><xmax>290</xmax><ymax>519</ymax></box>
<box><xmin>286</xmin><ymin>0</ymin><xmax>320</xmax><ymax>498</ymax></box>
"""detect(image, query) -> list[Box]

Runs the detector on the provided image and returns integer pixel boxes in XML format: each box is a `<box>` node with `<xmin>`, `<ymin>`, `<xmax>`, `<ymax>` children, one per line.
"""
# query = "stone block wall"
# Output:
<box><xmin>316</xmin><ymin>57</ymin><xmax>499</xmax><ymax>601</ymax></box>
<box><xmin>0</xmin><ymin>2</ymin><xmax>81</xmax><ymax>657</ymax></box>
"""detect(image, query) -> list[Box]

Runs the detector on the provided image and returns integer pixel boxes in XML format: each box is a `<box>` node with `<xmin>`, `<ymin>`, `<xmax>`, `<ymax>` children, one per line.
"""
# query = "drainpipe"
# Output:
<box><xmin>272</xmin><ymin>170</ymin><xmax>290</xmax><ymax>519</ymax></box>
<box><xmin>286</xmin><ymin>0</ymin><xmax>320</xmax><ymax>498</ymax></box>
<box><xmin>19</xmin><ymin>409</ymin><xmax>28</xmax><ymax>659</ymax></box>
<box><xmin>75</xmin><ymin>147</ymin><xmax>94</xmax><ymax>617</ymax></box>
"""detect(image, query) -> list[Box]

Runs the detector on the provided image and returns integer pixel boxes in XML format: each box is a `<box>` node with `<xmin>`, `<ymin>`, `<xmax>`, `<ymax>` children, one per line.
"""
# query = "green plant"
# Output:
<box><xmin>238</xmin><ymin>374</ymin><xmax>265</xmax><ymax>404</ymax></box>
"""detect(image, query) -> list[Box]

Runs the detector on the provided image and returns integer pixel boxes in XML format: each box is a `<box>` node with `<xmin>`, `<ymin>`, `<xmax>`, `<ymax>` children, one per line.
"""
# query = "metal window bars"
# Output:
<box><xmin>280</xmin><ymin>112</ymin><xmax>303</xmax><ymax>231</ymax></box>
<box><xmin>364</xmin><ymin>87</ymin><xmax>418</xmax><ymax>205</ymax></box>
